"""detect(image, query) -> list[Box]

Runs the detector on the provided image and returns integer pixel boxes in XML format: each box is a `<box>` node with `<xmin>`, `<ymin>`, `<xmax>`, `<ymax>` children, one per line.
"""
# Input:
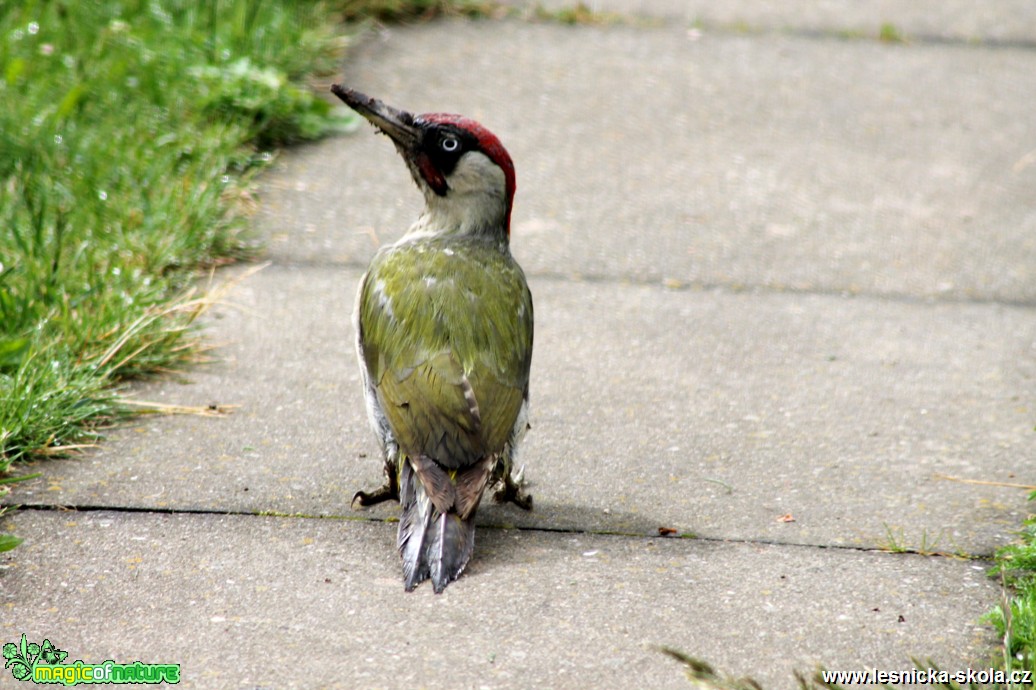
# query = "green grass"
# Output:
<box><xmin>532</xmin><ymin>2</ymin><xmax>602</xmax><ymax>25</ymax></box>
<box><xmin>332</xmin><ymin>0</ymin><xmax>495</xmax><ymax>22</ymax></box>
<box><xmin>878</xmin><ymin>21</ymin><xmax>907</xmax><ymax>44</ymax></box>
<box><xmin>986</xmin><ymin>501</ymin><xmax>1036</xmax><ymax>682</ymax></box>
<box><xmin>0</xmin><ymin>0</ymin><xmax>360</xmax><ymax>547</ymax></box>
<box><xmin>879</xmin><ymin>523</ymin><xmax>971</xmax><ymax>558</ymax></box>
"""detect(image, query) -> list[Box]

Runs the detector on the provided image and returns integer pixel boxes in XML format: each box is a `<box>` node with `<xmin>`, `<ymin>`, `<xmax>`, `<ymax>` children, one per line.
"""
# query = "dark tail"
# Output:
<box><xmin>397</xmin><ymin>454</ymin><xmax>492</xmax><ymax>593</ymax></box>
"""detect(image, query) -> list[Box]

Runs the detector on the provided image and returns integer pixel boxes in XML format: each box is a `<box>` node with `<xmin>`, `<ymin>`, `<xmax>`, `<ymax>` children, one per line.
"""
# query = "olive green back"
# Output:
<box><xmin>358</xmin><ymin>236</ymin><xmax>533</xmax><ymax>469</ymax></box>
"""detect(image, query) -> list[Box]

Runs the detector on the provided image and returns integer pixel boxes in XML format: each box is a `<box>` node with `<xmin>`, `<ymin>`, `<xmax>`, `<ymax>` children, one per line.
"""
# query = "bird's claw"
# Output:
<box><xmin>494</xmin><ymin>464</ymin><xmax>533</xmax><ymax>511</ymax></box>
<box><xmin>351</xmin><ymin>472</ymin><xmax>400</xmax><ymax>509</ymax></box>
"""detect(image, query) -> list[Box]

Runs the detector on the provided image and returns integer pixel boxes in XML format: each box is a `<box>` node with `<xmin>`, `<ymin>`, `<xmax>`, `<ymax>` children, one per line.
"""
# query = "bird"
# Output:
<box><xmin>331</xmin><ymin>85</ymin><xmax>534</xmax><ymax>593</ymax></box>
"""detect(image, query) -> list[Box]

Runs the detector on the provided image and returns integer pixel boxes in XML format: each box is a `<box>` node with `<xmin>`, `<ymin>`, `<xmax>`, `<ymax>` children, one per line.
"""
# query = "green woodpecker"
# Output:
<box><xmin>331</xmin><ymin>86</ymin><xmax>534</xmax><ymax>593</ymax></box>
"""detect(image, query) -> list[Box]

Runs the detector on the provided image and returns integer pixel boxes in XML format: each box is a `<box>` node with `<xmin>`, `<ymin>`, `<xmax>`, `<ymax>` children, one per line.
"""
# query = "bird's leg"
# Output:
<box><xmin>352</xmin><ymin>457</ymin><xmax>400</xmax><ymax>508</ymax></box>
<box><xmin>493</xmin><ymin>464</ymin><xmax>533</xmax><ymax>510</ymax></box>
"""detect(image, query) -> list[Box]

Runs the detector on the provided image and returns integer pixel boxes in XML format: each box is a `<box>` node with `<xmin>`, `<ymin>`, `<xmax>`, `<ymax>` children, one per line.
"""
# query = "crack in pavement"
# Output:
<box><xmin>252</xmin><ymin>257</ymin><xmax>1036</xmax><ymax>310</ymax></box>
<box><xmin>7</xmin><ymin>501</ymin><xmax>994</xmax><ymax>561</ymax></box>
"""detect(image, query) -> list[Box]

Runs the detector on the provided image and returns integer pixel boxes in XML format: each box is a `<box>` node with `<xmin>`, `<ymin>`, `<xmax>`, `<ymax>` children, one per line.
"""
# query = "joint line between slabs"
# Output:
<box><xmin>259</xmin><ymin>257</ymin><xmax>1036</xmax><ymax>310</ymax></box>
<box><xmin>7</xmin><ymin>502</ymin><xmax>993</xmax><ymax>562</ymax></box>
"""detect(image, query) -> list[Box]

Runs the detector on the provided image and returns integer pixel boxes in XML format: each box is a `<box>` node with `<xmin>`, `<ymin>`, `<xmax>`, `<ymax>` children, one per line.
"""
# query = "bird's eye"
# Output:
<box><xmin>440</xmin><ymin>135</ymin><xmax>460</xmax><ymax>152</ymax></box>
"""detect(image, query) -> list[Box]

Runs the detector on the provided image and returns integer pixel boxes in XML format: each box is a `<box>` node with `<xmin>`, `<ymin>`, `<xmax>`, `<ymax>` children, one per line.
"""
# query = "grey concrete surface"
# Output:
<box><xmin>503</xmin><ymin>0</ymin><xmax>1036</xmax><ymax>45</ymax></box>
<box><xmin>3</xmin><ymin>7</ymin><xmax>1036</xmax><ymax>688</ymax></box>
<box><xmin>15</xmin><ymin>265</ymin><xmax>1034</xmax><ymax>555</ymax></box>
<box><xmin>262</xmin><ymin>21</ymin><xmax>1036</xmax><ymax>303</ymax></box>
<box><xmin>2</xmin><ymin>510</ymin><xmax>998</xmax><ymax>690</ymax></box>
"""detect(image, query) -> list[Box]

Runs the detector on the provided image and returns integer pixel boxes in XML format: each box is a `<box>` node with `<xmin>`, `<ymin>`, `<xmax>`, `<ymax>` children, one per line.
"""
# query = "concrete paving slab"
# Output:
<box><xmin>258</xmin><ymin>20</ymin><xmax>1036</xmax><ymax>303</ymax></box>
<box><xmin>3</xmin><ymin>12</ymin><xmax>1035</xmax><ymax>686</ymax></box>
<box><xmin>504</xmin><ymin>0</ymin><xmax>1036</xmax><ymax>45</ymax></box>
<box><xmin>13</xmin><ymin>265</ymin><xmax>1034</xmax><ymax>555</ymax></box>
<box><xmin>1</xmin><ymin>510</ymin><xmax>998</xmax><ymax>689</ymax></box>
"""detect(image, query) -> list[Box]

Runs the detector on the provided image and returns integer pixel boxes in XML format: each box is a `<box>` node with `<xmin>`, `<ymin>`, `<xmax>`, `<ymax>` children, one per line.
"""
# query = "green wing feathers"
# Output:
<box><xmin>358</xmin><ymin>237</ymin><xmax>533</xmax><ymax>471</ymax></box>
<box><xmin>359</xmin><ymin>237</ymin><xmax>532</xmax><ymax>592</ymax></box>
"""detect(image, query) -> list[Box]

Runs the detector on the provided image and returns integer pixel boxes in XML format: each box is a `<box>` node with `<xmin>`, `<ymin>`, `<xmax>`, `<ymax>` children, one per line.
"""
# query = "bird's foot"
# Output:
<box><xmin>493</xmin><ymin>465</ymin><xmax>533</xmax><ymax>511</ymax></box>
<box><xmin>351</xmin><ymin>471</ymin><xmax>399</xmax><ymax>509</ymax></box>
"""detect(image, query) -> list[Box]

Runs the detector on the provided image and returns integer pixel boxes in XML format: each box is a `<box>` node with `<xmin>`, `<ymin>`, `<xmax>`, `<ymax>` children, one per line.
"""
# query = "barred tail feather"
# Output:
<box><xmin>398</xmin><ymin>459</ymin><xmax>433</xmax><ymax>591</ymax></box>
<box><xmin>398</xmin><ymin>455</ymin><xmax>484</xmax><ymax>593</ymax></box>
<box><xmin>428</xmin><ymin>511</ymin><xmax>476</xmax><ymax>593</ymax></box>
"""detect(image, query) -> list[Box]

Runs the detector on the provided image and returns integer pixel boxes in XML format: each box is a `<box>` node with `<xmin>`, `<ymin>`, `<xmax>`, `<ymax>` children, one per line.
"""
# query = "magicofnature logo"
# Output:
<box><xmin>3</xmin><ymin>634</ymin><xmax>180</xmax><ymax>685</ymax></box>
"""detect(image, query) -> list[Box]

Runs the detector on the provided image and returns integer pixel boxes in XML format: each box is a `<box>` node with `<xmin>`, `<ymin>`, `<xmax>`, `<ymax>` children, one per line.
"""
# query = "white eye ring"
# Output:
<box><xmin>441</xmin><ymin>136</ymin><xmax>459</xmax><ymax>152</ymax></box>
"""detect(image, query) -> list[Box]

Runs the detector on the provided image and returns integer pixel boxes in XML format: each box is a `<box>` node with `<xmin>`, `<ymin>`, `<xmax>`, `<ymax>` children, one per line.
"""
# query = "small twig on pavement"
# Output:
<box><xmin>118</xmin><ymin>400</ymin><xmax>239</xmax><ymax>416</ymax></box>
<box><xmin>933</xmin><ymin>473</ymin><xmax>1036</xmax><ymax>491</ymax></box>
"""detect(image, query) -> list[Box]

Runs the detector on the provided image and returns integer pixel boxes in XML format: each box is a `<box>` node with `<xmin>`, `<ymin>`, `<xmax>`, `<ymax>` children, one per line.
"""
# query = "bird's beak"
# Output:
<box><xmin>331</xmin><ymin>84</ymin><xmax>450</xmax><ymax>197</ymax></box>
<box><xmin>331</xmin><ymin>85</ymin><xmax>421</xmax><ymax>151</ymax></box>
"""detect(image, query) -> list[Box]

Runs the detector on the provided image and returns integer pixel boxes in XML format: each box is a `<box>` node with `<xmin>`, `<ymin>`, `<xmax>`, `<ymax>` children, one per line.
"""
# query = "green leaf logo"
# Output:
<box><xmin>3</xmin><ymin>634</ymin><xmax>34</xmax><ymax>681</ymax></box>
<box><xmin>2</xmin><ymin>634</ymin><xmax>65</xmax><ymax>681</ymax></box>
<box><xmin>1</xmin><ymin>642</ymin><xmax>18</xmax><ymax>661</ymax></box>
<box><xmin>40</xmin><ymin>640</ymin><xmax>68</xmax><ymax>665</ymax></box>
<box><xmin>3</xmin><ymin>634</ymin><xmax>172</xmax><ymax>684</ymax></box>
<box><xmin>10</xmin><ymin>662</ymin><xmax>31</xmax><ymax>681</ymax></box>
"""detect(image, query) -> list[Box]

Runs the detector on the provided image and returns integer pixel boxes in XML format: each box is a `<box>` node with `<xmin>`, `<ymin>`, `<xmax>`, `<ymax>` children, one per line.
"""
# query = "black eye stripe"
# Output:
<box><xmin>420</xmin><ymin>125</ymin><xmax>480</xmax><ymax>180</ymax></box>
<box><xmin>425</xmin><ymin>125</ymin><xmax>477</xmax><ymax>154</ymax></box>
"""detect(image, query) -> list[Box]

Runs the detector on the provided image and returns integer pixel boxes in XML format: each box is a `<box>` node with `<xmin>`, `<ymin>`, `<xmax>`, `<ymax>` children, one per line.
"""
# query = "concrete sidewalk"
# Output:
<box><xmin>3</xmin><ymin>3</ymin><xmax>1035</xmax><ymax>687</ymax></box>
